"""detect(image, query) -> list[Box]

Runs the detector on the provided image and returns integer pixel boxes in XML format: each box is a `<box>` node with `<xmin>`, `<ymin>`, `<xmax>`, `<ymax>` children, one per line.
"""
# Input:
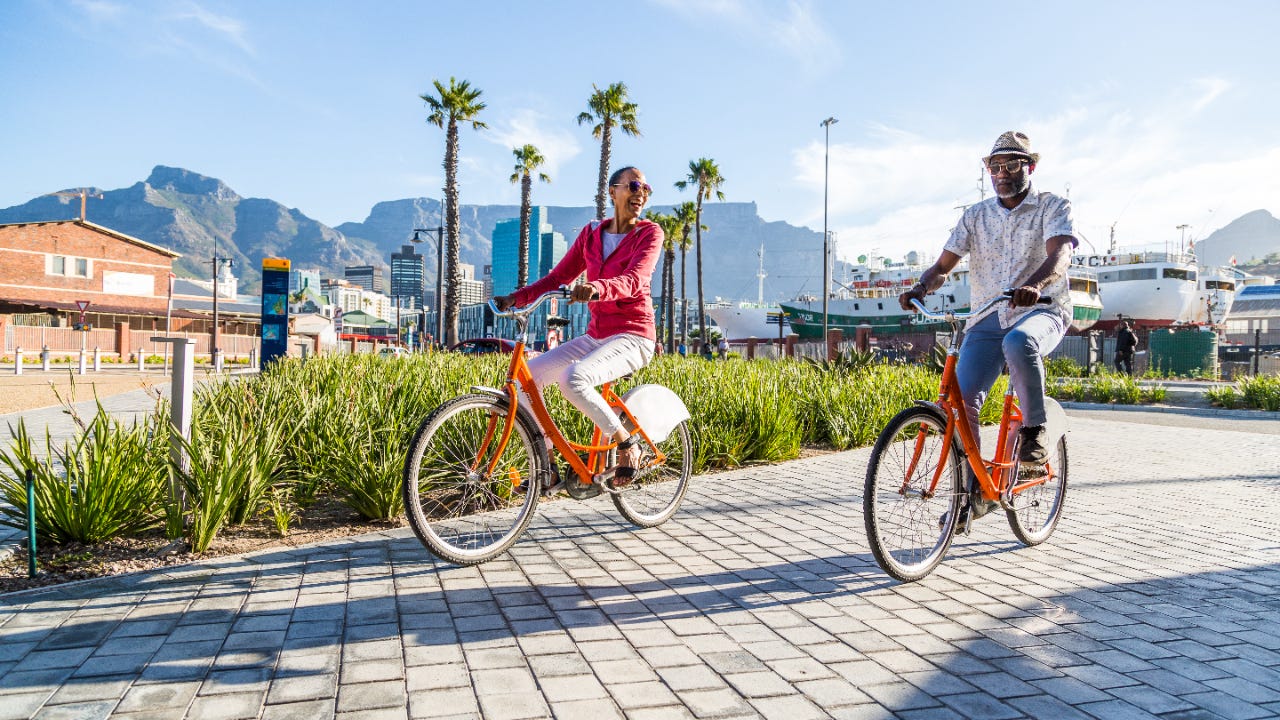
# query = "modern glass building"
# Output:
<box><xmin>344</xmin><ymin>265</ymin><xmax>386</xmax><ymax>294</ymax></box>
<box><xmin>490</xmin><ymin>207</ymin><xmax>566</xmax><ymax>296</ymax></box>
<box><xmin>288</xmin><ymin>268</ymin><xmax>321</xmax><ymax>295</ymax></box>
<box><xmin>390</xmin><ymin>244</ymin><xmax>426</xmax><ymax>309</ymax></box>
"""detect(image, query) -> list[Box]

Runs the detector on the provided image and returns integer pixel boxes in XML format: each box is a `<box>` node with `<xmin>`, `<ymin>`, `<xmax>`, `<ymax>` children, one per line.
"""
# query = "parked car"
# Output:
<box><xmin>377</xmin><ymin>346</ymin><xmax>407</xmax><ymax>358</ymax></box>
<box><xmin>449</xmin><ymin>338</ymin><xmax>537</xmax><ymax>356</ymax></box>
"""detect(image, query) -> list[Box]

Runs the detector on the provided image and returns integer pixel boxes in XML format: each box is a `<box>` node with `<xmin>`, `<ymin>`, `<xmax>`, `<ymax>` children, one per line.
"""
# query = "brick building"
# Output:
<box><xmin>0</xmin><ymin>220</ymin><xmax>253</xmax><ymax>359</ymax></box>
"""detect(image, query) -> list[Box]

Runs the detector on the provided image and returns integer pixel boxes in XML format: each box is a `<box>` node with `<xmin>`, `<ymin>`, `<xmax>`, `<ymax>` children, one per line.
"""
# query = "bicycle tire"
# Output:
<box><xmin>402</xmin><ymin>394</ymin><xmax>544</xmax><ymax>565</ymax></box>
<box><xmin>864</xmin><ymin>406</ymin><xmax>965</xmax><ymax>582</ymax></box>
<box><xmin>1005</xmin><ymin>434</ymin><xmax>1067</xmax><ymax>546</ymax></box>
<box><xmin>612</xmin><ymin>420</ymin><xmax>693</xmax><ymax>527</ymax></box>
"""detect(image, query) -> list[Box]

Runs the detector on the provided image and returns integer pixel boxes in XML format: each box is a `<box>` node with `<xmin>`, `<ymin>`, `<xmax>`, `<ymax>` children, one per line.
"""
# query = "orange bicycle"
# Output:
<box><xmin>402</xmin><ymin>289</ymin><xmax>693</xmax><ymax>565</ymax></box>
<box><xmin>864</xmin><ymin>293</ymin><xmax>1069</xmax><ymax>581</ymax></box>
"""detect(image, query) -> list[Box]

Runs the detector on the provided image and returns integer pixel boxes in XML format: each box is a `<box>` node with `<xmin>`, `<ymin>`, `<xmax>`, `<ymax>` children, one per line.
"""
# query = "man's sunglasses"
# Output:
<box><xmin>611</xmin><ymin>180</ymin><xmax>653</xmax><ymax>195</ymax></box>
<box><xmin>986</xmin><ymin>159</ymin><xmax>1029</xmax><ymax>175</ymax></box>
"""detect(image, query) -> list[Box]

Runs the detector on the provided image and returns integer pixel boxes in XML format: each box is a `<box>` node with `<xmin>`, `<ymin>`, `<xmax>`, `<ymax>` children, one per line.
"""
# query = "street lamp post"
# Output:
<box><xmin>207</xmin><ymin>254</ymin><xmax>233</xmax><ymax>371</ymax></box>
<box><xmin>412</xmin><ymin>226</ymin><xmax>445</xmax><ymax>348</ymax></box>
<box><xmin>820</xmin><ymin>116</ymin><xmax>838</xmax><ymax>358</ymax></box>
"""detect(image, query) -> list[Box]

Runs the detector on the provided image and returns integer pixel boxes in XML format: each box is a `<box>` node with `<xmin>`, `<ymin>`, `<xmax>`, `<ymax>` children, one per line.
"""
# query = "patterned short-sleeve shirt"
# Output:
<box><xmin>943</xmin><ymin>186</ymin><xmax>1078</xmax><ymax>328</ymax></box>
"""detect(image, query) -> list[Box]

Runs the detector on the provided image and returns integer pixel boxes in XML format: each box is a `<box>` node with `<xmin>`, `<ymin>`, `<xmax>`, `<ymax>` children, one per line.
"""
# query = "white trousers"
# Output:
<box><xmin>524</xmin><ymin>333</ymin><xmax>654</xmax><ymax>437</ymax></box>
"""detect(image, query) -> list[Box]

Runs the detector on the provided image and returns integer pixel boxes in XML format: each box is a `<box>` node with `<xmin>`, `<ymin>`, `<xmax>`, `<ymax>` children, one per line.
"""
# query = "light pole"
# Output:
<box><xmin>820</xmin><ymin>116</ymin><xmax>838</xmax><ymax>358</ymax></box>
<box><xmin>412</xmin><ymin>226</ymin><xmax>445</xmax><ymax>348</ymax></box>
<box><xmin>207</xmin><ymin>254</ymin><xmax>233</xmax><ymax>371</ymax></box>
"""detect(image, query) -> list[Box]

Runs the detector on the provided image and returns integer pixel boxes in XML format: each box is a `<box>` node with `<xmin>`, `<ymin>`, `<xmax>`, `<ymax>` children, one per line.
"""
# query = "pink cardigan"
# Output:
<box><xmin>510</xmin><ymin>218</ymin><xmax>663</xmax><ymax>341</ymax></box>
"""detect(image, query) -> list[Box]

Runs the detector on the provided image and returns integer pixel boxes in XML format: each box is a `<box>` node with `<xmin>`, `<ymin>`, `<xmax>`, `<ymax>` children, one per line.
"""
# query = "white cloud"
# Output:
<box><xmin>653</xmin><ymin>0</ymin><xmax>840</xmax><ymax>68</ymax></box>
<box><xmin>481</xmin><ymin>109</ymin><xmax>584</xmax><ymax>181</ymax></box>
<box><xmin>171</xmin><ymin>1</ymin><xmax>254</xmax><ymax>56</ymax></box>
<box><xmin>790</xmin><ymin>78</ymin><xmax>1279</xmax><ymax>265</ymax></box>
<box><xmin>1191</xmin><ymin>77</ymin><xmax>1231</xmax><ymax>112</ymax></box>
<box><xmin>71</xmin><ymin>0</ymin><xmax>125</xmax><ymax>23</ymax></box>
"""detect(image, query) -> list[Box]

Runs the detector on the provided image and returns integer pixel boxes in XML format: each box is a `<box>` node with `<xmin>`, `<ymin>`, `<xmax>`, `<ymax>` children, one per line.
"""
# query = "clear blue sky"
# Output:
<box><xmin>3</xmin><ymin>0</ymin><xmax>1278</xmax><ymax>263</ymax></box>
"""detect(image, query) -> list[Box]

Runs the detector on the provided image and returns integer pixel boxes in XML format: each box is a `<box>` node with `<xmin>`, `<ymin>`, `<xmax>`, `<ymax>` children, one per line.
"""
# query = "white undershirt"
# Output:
<box><xmin>603</xmin><ymin>231</ymin><xmax>626</xmax><ymax>259</ymax></box>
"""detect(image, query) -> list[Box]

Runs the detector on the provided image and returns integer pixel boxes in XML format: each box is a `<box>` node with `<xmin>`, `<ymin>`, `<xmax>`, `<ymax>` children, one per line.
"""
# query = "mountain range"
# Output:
<box><xmin>1</xmin><ymin>166</ymin><xmax>1277</xmax><ymax>299</ymax></box>
<box><xmin>0</xmin><ymin>166</ymin><xmax>835</xmax><ymax>301</ymax></box>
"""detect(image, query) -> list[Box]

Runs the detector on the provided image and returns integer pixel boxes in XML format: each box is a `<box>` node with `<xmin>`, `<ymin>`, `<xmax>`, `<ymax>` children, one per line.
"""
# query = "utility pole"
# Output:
<box><xmin>46</xmin><ymin>189</ymin><xmax>103</xmax><ymax>221</ymax></box>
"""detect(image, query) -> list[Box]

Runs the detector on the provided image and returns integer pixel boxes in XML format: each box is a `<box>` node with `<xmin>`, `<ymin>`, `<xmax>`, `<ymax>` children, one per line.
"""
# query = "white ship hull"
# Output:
<box><xmin>1178</xmin><ymin>267</ymin><xmax>1236</xmax><ymax>325</ymax></box>
<box><xmin>1074</xmin><ymin>251</ymin><xmax>1198</xmax><ymax>331</ymax></box>
<box><xmin>706</xmin><ymin>305</ymin><xmax>784</xmax><ymax>340</ymax></box>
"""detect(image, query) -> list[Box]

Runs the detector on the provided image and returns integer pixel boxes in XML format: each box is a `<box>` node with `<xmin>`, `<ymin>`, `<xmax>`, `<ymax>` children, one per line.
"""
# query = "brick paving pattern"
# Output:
<box><xmin>1</xmin><ymin>411</ymin><xmax>1279</xmax><ymax>719</ymax></box>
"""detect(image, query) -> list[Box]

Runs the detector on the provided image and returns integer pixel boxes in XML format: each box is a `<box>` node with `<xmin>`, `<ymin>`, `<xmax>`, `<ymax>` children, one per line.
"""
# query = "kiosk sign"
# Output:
<box><xmin>260</xmin><ymin>258</ymin><xmax>291</xmax><ymax>365</ymax></box>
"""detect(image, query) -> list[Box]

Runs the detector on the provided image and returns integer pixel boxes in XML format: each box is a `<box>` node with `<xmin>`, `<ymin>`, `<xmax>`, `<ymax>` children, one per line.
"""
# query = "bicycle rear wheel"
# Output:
<box><xmin>1005</xmin><ymin>434</ymin><xmax>1067</xmax><ymax>546</ymax></box>
<box><xmin>402</xmin><ymin>394</ymin><xmax>543</xmax><ymax>565</ymax></box>
<box><xmin>612</xmin><ymin>420</ymin><xmax>693</xmax><ymax>527</ymax></box>
<box><xmin>864</xmin><ymin>406</ymin><xmax>965</xmax><ymax>582</ymax></box>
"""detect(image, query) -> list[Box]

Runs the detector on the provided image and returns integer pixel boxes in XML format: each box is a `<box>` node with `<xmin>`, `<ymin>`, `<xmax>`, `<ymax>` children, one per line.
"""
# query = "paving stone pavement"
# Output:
<box><xmin>2</xmin><ymin>410</ymin><xmax>1280</xmax><ymax>719</ymax></box>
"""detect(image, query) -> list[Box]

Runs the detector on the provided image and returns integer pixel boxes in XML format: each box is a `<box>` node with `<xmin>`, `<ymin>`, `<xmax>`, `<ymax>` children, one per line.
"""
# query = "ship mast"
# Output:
<box><xmin>756</xmin><ymin>243</ymin><xmax>767</xmax><ymax>304</ymax></box>
<box><xmin>1108</xmin><ymin>223</ymin><xmax>1118</xmax><ymax>254</ymax></box>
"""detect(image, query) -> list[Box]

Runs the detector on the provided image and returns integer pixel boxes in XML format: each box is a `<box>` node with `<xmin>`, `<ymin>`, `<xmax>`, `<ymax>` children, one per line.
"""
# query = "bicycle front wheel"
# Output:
<box><xmin>402</xmin><ymin>394</ymin><xmax>544</xmax><ymax>565</ymax></box>
<box><xmin>864</xmin><ymin>406</ymin><xmax>965</xmax><ymax>582</ymax></box>
<box><xmin>612</xmin><ymin>420</ymin><xmax>693</xmax><ymax>527</ymax></box>
<box><xmin>1005</xmin><ymin>434</ymin><xmax>1067</xmax><ymax>546</ymax></box>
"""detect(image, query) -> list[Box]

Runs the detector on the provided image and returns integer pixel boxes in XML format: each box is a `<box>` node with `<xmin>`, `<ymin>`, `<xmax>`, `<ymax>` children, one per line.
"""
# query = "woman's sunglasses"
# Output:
<box><xmin>611</xmin><ymin>180</ymin><xmax>653</xmax><ymax>196</ymax></box>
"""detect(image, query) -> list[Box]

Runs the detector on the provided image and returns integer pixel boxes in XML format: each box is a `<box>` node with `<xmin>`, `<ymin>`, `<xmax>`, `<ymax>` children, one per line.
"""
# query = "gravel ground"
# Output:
<box><xmin>0</xmin><ymin>368</ymin><xmax>168</xmax><ymax>415</ymax></box>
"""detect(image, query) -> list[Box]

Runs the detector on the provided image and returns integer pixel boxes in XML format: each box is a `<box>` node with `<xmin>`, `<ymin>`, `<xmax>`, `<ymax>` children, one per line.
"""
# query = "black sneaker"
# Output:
<box><xmin>1018</xmin><ymin>425</ymin><xmax>1049</xmax><ymax>466</ymax></box>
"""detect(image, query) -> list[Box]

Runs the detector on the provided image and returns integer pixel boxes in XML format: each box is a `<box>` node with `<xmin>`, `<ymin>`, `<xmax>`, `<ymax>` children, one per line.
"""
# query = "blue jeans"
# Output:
<box><xmin>955</xmin><ymin>310</ymin><xmax>1066</xmax><ymax>449</ymax></box>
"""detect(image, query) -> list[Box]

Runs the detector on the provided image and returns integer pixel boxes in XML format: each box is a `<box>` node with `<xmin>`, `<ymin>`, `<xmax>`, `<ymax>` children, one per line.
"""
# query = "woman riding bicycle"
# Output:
<box><xmin>493</xmin><ymin>166</ymin><xmax>662</xmax><ymax>487</ymax></box>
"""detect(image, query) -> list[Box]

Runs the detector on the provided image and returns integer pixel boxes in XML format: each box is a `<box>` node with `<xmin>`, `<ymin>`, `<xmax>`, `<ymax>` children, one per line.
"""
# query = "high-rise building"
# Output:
<box><xmin>540</xmin><ymin>228</ymin><xmax>567</xmax><ymax>277</ymax></box>
<box><xmin>344</xmin><ymin>265</ymin><xmax>386</xmax><ymax>294</ymax></box>
<box><xmin>456</xmin><ymin>263</ymin><xmax>487</xmax><ymax>306</ymax></box>
<box><xmin>490</xmin><ymin>207</ymin><xmax>565</xmax><ymax>296</ymax></box>
<box><xmin>289</xmin><ymin>268</ymin><xmax>321</xmax><ymax>295</ymax></box>
<box><xmin>390</xmin><ymin>245</ymin><xmax>425</xmax><ymax>309</ymax></box>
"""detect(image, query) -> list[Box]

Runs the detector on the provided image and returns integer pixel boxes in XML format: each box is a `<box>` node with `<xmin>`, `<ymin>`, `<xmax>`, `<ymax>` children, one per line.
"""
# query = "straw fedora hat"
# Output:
<box><xmin>982</xmin><ymin>131</ymin><xmax>1040</xmax><ymax>164</ymax></box>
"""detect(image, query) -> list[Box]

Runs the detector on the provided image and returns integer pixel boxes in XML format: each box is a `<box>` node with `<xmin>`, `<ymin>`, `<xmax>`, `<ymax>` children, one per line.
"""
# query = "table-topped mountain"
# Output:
<box><xmin>0</xmin><ymin>166</ymin><xmax>835</xmax><ymax>300</ymax></box>
<box><xmin>5</xmin><ymin>166</ymin><xmax>1274</xmax><ymax>301</ymax></box>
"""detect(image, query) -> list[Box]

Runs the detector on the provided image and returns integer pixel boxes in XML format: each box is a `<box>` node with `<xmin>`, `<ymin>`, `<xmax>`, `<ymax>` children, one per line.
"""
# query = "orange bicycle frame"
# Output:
<box><xmin>474</xmin><ymin>335</ymin><xmax>667</xmax><ymax>487</ymax></box>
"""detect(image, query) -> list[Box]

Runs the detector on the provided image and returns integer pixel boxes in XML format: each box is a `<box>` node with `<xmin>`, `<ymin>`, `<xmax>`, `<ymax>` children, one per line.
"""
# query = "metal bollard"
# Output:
<box><xmin>78</xmin><ymin>349</ymin><xmax>87</xmax><ymax>375</ymax></box>
<box><xmin>213</xmin><ymin>348</ymin><xmax>223</xmax><ymax>374</ymax></box>
<box><xmin>41</xmin><ymin>346</ymin><xmax>50</xmax><ymax>372</ymax></box>
<box><xmin>137</xmin><ymin>350</ymin><xmax>145</xmax><ymax>372</ymax></box>
<box><xmin>249</xmin><ymin>348</ymin><xmax>257</xmax><ymax>369</ymax></box>
<box><xmin>93</xmin><ymin>347</ymin><xmax>101</xmax><ymax>372</ymax></box>
<box><xmin>26</xmin><ymin>469</ymin><xmax>37</xmax><ymax>578</ymax></box>
<box><xmin>14</xmin><ymin>348</ymin><xmax>22</xmax><ymax>376</ymax></box>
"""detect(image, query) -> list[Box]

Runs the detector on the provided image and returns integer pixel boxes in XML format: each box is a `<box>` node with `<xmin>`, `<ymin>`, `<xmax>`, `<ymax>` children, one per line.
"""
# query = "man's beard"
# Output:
<box><xmin>995</xmin><ymin>173</ymin><xmax>1031</xmax><ymax>199</ymax></box>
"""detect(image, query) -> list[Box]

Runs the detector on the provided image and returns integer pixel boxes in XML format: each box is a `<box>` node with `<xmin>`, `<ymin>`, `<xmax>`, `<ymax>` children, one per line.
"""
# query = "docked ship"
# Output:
<box><xmin>1073</xmin><ymin>249</ymin><xmax>1201</xmax><ymax>332</ymax></box>
<box><xmin>1177</xmin><ymin>265</ymin><xmax>1238</xmax><ymax>326</ymax></box>
<box><xmin>780</xmin><ymin>253</ymin><xmax>1103</xmax><ymax>339</ymax></box>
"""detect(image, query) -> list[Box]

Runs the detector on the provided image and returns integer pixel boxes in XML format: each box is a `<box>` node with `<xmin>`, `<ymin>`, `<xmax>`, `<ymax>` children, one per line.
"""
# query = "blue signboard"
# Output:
<box><xmin>261</xmin><ymin>258</ymin><xmax>291</xmax><ymax>365</ymax></box>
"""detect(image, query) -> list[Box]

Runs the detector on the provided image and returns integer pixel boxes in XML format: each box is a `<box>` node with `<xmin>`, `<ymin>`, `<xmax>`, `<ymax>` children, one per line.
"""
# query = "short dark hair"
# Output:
<box><xmin>608</xmin><ymin>166</ymin><xmax>639</xmax><ymax>187</ymax></box>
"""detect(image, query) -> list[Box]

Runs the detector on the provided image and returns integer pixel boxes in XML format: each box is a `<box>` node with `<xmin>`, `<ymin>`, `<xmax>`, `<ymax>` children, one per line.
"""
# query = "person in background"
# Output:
<box><xmin>1114</xmin><ymin>320</ymin><xmax>1137</xmax><ymax>375</ymax></box>
<box><xmin>717</xmin><ymin>335</ymin><xmax>729</xmax><ymax>359</ymax></box>
<box><xmin>494</xmin><ymin>166</ymin><xmax>662</xmax><ymax>488</ymax></box>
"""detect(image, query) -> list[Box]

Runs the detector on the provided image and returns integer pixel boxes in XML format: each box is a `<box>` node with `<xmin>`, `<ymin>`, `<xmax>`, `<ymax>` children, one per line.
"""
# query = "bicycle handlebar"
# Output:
<box><xmin>909</xmin><ymin>290</ymin><xmax>1052</xmax><ymax>321</ymax></box>
<box><xmin>488</xmin><ymin>287</ymin><xmax>573</xmax><ymax>319</ymax></box>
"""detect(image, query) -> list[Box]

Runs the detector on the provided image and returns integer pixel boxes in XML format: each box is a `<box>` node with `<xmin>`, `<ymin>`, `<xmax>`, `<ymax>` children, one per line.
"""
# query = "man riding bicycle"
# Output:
<box><xmin>899</xmin><ymin>131</ymin><xmax>1077</xmax><ymax>523</ymax></box>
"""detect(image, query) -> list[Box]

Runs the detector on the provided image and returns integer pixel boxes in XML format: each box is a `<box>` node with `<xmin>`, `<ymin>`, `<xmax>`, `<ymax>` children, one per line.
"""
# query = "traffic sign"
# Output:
<box><xmin>75</xmin><ymin>300</ymin><xmax>90</xmax><ymax>312</ymax></box>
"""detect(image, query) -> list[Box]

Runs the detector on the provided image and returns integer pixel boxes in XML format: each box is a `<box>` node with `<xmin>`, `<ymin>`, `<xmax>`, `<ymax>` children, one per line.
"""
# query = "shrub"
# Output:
<box><xmin>0</xmin><ymin>404</ymin><xmax>168</xmax><ymax>544</ymax></box>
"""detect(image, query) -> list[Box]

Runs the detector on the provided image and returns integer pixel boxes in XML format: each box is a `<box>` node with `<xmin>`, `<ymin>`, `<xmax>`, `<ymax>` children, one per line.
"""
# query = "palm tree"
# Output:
<box><xmin>673</xmin><ymin>156</ymin><xmax>724</xmax><ymax>348</ymax></box>
<box><xmin>671</xmin><ymin>201</ymin><xmax>699</xmax><ymax>348</ymax></box>
<box><xmin>509</xmin><ymin>144</ymin><xmax>550</xmax><ymax>289</ymax></box>
<box><xmin>644</xmin><ymin>210</ymin><xmax>678</xmax><ymax>351</ymax></box>
<box><xmin>577</xmin><ymin>82</ymin><xmax>640</xmax><ymax>220</ymax></box>
<box><xmin>421</xmin><ymin>77</ymin><xmax>487</xmax><ymax>345</ymax></box>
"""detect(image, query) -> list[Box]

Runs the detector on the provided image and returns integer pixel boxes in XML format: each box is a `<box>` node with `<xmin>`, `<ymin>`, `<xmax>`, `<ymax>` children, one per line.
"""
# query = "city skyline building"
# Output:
<box><xmin>489</xmin><ymin>207</ymin><xmax>566</xmax><ymax>296</ymax></box>
<box><xmin>390</xmin><ymin>244</ymin><xmax>425</xmax><ymax>310</ymax></box>
<box><xmin>344</xmin><ymin>265</ymin><xmax>386</xmax><ymax>294</ymax></box>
